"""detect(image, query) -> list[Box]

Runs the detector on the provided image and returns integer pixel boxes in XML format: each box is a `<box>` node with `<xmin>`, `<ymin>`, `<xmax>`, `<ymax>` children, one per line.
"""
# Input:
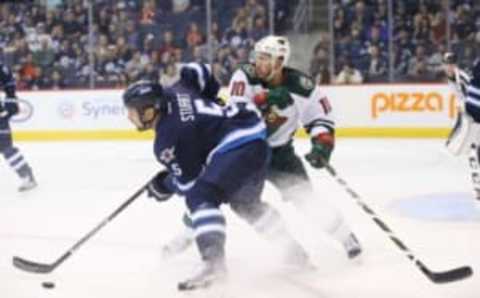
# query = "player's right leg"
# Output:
<box><xmin>161</xmin><ymin>212</ymin><xmax>194</xmax><ymax>258</ymax></box>
<box><xmin>268</xmin><ymin>143</ymin><xmax>362</xmax><ymax>259</ymax></box>
<box><xmin>0</xmin><ymin>121</ymin><xmax>37</xmax><ymax>192</ymax></box>
<box><xmin>179</xmin><ymin>184</ymin><xmax>227</xmax><ymax>291</ymax></box>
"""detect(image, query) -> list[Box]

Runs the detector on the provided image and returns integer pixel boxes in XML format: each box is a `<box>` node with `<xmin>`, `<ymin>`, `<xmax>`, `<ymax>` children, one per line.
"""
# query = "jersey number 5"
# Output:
<box><xmin>194</xmin><ymin>100</ymin><xmax>240</xmax><ymax>118</ymax></box>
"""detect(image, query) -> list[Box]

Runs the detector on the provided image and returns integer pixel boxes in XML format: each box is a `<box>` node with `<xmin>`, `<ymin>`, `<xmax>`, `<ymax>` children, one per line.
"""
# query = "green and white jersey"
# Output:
<box><xmin>227</xmin><ymin>64</ymin><xmax>335</xmax><ymax>147</ymax></box>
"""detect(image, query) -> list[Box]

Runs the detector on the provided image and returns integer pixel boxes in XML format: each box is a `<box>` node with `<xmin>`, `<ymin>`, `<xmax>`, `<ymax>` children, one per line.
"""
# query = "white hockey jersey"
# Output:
<box><xmin>227</xmin><ymin>64</ymin><xmax>335</xmax><ymax>147</ymax></box>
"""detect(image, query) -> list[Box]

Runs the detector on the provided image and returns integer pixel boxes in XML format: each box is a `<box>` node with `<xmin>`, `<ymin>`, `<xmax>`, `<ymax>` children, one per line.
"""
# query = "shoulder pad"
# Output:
<box><xmin>284</xmin><ymin>67</ymin><xmax>315</xmax><ymax>97</ymax></box>
<box><xmin>239</xmin><ymin>64</ymin><xmax>262</xmax><ymax>84</ymax></box>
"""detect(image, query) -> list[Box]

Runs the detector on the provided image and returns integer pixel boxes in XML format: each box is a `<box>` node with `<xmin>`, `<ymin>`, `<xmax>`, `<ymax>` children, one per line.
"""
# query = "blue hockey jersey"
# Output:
<box><xmin>0</xmin><ymin>63</ymin><xmax>18</xmax><ymax>117</ymax></box>
<box><xmin>466</xmin><ymin>69</ymin><xmax>480</xmax><ymax>123</ymax></box>
<box><xmin>0</xmin><ymin>63</ymin><xmax>16</xmax><ymax>97</ymax></box>
<box><xmin>153</xmin><ymin>82</ymin><xmax>266</xmax><ymax>193</ymax></box>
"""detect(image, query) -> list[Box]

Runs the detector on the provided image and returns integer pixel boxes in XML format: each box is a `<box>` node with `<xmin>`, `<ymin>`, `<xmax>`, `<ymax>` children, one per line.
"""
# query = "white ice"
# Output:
<box><xmin>0</xmin><ymin>138</ymin><xmax>479</xmax><ymax>298</ymax></box>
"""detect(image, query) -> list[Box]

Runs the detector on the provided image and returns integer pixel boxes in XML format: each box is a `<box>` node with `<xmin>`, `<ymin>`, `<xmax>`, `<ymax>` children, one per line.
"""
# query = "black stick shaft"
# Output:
<box><xmin>13</xmin><ymin>181</ymin><xmax>148</xmax><ymax>273</ymax></box>
<box><xmin>321</xmin><ymin>159</ymin><xmax>472</xmax><ymax>283</ymax></box>
<box><xmin>53</xmin><ymin>184</ymin><xmax>147</xmax><ymax>269</ymax></box>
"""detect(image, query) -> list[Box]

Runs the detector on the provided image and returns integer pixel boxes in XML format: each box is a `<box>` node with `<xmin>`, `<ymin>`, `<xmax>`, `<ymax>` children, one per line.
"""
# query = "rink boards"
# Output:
<box><xmin>10</xmin><ymin>84</ymin><xmax>457</xmax><ymax>141</ymax></box>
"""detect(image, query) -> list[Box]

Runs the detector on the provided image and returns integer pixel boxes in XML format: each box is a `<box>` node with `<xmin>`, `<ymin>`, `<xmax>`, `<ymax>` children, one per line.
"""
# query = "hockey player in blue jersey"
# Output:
<box><xmin>122</xmin><ymin>65</ymin><xmax>311</xmax><ymax>290</ymax></box>
<box><xmin>444</xmin><ymin>54</ymin><xmax>480</xmax><ymax>208</ymax></box>
<box><xmin>0</xmin><ymin>64</ymin><xmax>37</xmax><ymax>192</ymax></box>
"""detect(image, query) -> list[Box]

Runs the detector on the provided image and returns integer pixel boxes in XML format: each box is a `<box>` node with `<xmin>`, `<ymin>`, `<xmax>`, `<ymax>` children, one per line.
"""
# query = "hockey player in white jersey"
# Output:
<box><xmin>444</xmin><ymin>53</ymin><xmax>480</xmax><ymax>208</ymax></box>
<box><xmin>162</xmin><ymin>36</ymin><xmax>362</xmax><ymax>260</ymax></box>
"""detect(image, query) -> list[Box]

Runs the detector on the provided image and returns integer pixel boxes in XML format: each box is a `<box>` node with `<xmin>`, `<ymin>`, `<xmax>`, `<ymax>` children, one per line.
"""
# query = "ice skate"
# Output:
<box><xmin>283</xmin><ymin>244</ymin><xmax>316</xmax><ymax>272</ymax></box>
<box><xmin>343</xmin><ymin>232</ymin><xmax>362</xmax><ymax>259</ymax></box>
<box><xmin>178</xmin><ymin>260</ymin><xmax>227</xmax><ymax>291</ymax></box>
<box><xmin>161</xmin><ymin>229</ymin><xmax>194</xmax><ymax>259</ymax></box>
<box><xmin>18</xmin><ymin>173</ymin><xmax>37</xmax><ymax>192</ymax></box>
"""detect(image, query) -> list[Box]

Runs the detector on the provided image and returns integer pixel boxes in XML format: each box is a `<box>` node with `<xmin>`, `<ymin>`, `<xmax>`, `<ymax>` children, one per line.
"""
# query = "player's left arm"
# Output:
<box><xmin>300</xmin><ymin>86</ymin><xmax>336</xmax><ymax>168</ymax></box>
<box><xmin>0</xmin><ymin>65</ymin><xmax>19</xmax><ymax>118</ymax></box>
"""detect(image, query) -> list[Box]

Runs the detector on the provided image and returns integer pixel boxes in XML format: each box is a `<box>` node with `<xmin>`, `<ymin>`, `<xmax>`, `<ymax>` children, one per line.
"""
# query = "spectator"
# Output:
<box><xmin>185</xmin><ymin>22</ymin><xmax>204</xmax><ymax>48</ymax></box>
<box><xmin>249</xmin><ymin>16</ymin><xmax>268</xmax><ymax>41</ymax></box>
<box><xmin>140</xmin><ymin>0</ymin><xmax>156</xmax><ymax>25</ymax></box>
<box><xmin>173</xmin><ymin>0</ymin><xmax>191</xmax><ymax>13</ymax></box>
<box><xmin>364</xmin><ymin>44</ymin><xmax>388</xmax><ymax>82</ymax></box>
<box><xmin>310</xmin><ymin>44</ymin><xmax>330</xmax><ymax>84</ymax></box>
<box><xmin>19</xmin><ymin>53</ymin><xmax>39</xmax><ymax>84</ymax></box>
<box><xmin>160</xmin><ymin>63</ymin><xmax>180</xmax><ymax>86</ymax></box>
<box><xmin>158</xmin><ymin>30</ymin><xmax>178</xmax><ymax>58</ymax></box>
<box><xmin>335</xmin><ymin>60</ymin><xmax>363</xmax><ymax>84</ymax></box>
<box><xmin>407</xmin><ymin>45</ymin><xmax>436</xmax><ymax>82</ymax></box>
<box><xmin>223</xmin><ymin>19</ymin><xmax>248</xmax><ymax>48</ymax></box>
<box><xmin>124</xmin><ymin>20</ymin><xmax>140</xmax><ymax>50</ymax></box>
<box><xmin>33</xmin><ymin>37</ymin><xmax>55</xmax><ymax>69</ymax></box>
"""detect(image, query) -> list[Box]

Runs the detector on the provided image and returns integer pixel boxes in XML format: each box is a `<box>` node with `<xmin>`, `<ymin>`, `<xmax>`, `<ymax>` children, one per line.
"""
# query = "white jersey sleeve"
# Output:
<box><xmin>226</xmin><ymin>69</ymin><xmax>257</xmax><ymax>104</ymax></box>
<box><xmin>297</xmin><ymin>85</ymin><xmax>335</xmax><ymax>137</ymax></box>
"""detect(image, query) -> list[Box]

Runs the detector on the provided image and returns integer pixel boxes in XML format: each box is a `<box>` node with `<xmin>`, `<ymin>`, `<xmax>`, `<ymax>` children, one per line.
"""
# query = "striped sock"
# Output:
<box><xmin>191</xmin><ymin>206</ymin><xmax>226</xmax><ymax>261</ymax></box>
<box><xmin>3</xmin><ymin>147</ymin><xmax>32</xmax><ymax>178</ymax></box>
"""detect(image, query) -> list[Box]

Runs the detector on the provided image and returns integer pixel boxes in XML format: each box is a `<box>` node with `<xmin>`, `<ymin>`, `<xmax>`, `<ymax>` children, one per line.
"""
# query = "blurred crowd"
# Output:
<box><xmin>2</xmin><ymin>0</ymin><xmax>479</xmax><ymax>90</ymax></box>
<box><xmin>310</xmin><ymin>0</ymin><xmax>480</xmax><ymax>84</ymax></box>
<box><xmin>0</xmin><ymin>0</ymin><xmax>292</xmax><ymax>90</ymax></box>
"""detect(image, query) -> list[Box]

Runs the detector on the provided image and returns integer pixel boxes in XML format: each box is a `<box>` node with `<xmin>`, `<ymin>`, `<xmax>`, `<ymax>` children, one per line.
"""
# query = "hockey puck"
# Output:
<box><xmin>41</xmin><ymin>281</ymin><xmax>55</xmax><ymax>289</ymax></box>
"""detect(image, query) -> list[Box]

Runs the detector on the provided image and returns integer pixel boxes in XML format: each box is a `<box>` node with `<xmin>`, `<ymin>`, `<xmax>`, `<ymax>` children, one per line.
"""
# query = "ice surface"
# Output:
<box><xmin>0</xmin><ymin>139</ymin><xmax>478</xmax><ymax>298</ymax></box>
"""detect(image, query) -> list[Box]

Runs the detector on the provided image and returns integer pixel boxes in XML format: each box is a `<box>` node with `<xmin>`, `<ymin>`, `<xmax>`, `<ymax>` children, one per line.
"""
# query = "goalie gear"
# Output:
<box><xmin>446</xmin><ymin>112</ymin><xmax>480</xmax><ymax>156</ymax></box>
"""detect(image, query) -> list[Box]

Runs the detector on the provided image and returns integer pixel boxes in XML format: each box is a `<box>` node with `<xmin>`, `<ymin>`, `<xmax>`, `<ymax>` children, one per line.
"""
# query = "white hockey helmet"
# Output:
<box><xmin>254</xmin><ymin>35</ymin><xmax>291</xmax><ymax>67</ymax></box>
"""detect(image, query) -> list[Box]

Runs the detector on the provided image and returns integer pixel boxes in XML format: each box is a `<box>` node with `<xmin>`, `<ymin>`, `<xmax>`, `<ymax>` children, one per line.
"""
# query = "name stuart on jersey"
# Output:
<box><xmin>177</xmin><ymin>94</ymin><xmax>195</xmax><ymax>122</ymax></box>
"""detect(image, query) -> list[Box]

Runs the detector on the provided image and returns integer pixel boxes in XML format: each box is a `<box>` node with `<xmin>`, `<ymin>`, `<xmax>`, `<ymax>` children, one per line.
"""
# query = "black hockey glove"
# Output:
<box><xmin>305</xmin><ymin>133</ymin><xmax>334</xmax><ymax>169</ymax></box>
<box><xmin>147</xmin><ymin>170</ymin><xmax>174</xmax><ymax>202</ymax></box>
<box><xmin>5</xmin><ymin>98</ymin><xmax>19</xmax><ymax>117</ymax></box>
<box><xmin>0</xmin><ymin>97</ymin><xmax>19</xmax><ymax>118</ymax></box>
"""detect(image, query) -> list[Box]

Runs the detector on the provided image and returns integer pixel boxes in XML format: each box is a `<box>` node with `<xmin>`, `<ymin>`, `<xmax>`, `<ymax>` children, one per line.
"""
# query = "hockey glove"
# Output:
<box><xmin>147</xmin><ymin>170</ymin><xmax>174</xmax><ymax>202</ymax></box>
<box><xmin>305</xmin><ymin>133</ymin><xmax>335</xmax><ymax>169</ymax></box>
<box><xmin>5</xmin><ymin>98</ymin><xmax>19</xmax><ymax>117</ymax></box>
<box><xmin>267</xmin><ymin>87</ymin><xmax>294</xmax><ymax>110</ymax></box>
<box><xmin>253</xmin><ymin>87</ymin><xmax>293</xmax><ymax>112</ymax></box>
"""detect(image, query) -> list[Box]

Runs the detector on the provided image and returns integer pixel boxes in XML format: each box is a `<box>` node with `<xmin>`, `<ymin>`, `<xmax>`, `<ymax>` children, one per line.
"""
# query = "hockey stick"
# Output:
<box><xmin>12</xmin><ymin>180</ymin><xmax>149</xmax><ymax>274</ymax></box>
<box><xmin>319</xmin><ymin>158</ymin><xmax>473</xmax><ymax>284</ymax></box>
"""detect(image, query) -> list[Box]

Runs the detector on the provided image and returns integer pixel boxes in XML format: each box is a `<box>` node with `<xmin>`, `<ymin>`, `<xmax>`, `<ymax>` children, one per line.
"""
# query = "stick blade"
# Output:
<box><xmin>12</xmin><ymin>256</ymin><xmax>54</xmax><ymax>274</ymax></box>
<box><xmin>428</xmin><ymin>266</ymin><xmax>473</xmax><ymax>284</ymax></box>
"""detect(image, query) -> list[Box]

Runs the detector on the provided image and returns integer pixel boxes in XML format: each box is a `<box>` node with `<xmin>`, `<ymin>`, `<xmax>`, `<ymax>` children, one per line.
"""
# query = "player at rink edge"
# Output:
<box><xmin>162</xmin><ymin>36</ymin><xmax>362</xmax><ymax>260</ymax></box>
<box><xmin>0</xmin><ymin>63</ymin><xmax>37</xmax><ymax>192</ymax></box>
<box><xmin>122</xmin><ymin>72</ymin><xmax>312</xmax><ymax>291</ymax></box>
<box><xmin>444</xmin><ymin>54</ymin><xmax>480</xmax><ymax>209</ymax></box>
